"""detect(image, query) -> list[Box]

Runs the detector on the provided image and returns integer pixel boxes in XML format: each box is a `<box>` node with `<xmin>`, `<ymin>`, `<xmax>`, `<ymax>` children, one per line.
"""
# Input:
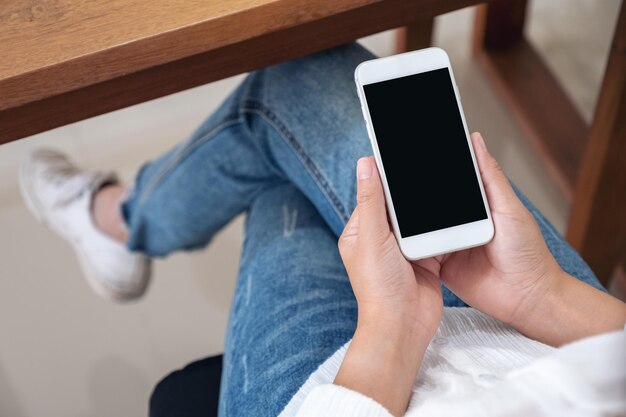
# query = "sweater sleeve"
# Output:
<box><xmin>294</xmin><ymin>384</ymin><xmax>394</xmax><ymax>417</ymax></box>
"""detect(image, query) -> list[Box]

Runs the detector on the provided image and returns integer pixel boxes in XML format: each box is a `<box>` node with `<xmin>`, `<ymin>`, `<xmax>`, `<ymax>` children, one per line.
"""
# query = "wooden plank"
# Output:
<box><xmin>0</xmin><ymin>0</ymin><xmax>375</xmax><ymax>110</ymax></box>
<box><xmin>395</xmin><ymin>19</ymin><xmax>434</xmax><ymax>53</ymax></box>
<box><xmin>0</xmin><ymin>0</ymin><xmax>487</xmax><ymax>144</ymax></box>
<box><xmin>473</xmin><ymin>0</ymin><xmax>527</xmax><ymax>50</ymax></box>
<box><xmin>473</xmin><ymin>3</ymin><xmax>588</xmax><ymax>198</ymax></box>
<box><xmin>566</xmin><ymin>1</ymin><xmax>626</xmax><ymax>284</ymax></box>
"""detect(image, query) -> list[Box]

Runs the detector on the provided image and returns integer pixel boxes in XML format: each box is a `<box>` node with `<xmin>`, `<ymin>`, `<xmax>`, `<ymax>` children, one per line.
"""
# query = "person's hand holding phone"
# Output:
<box><xmin>334</xmin><ymin>139</ymin><xmax>626</xmax><ymax>415</ymax></box>
<box><xmin>335</xmin><ymin>156</ymin><xmax>442</xmax><ymax>417</ymax></box>
<box><xmin>419</xmin><ymin>132</ymin><xmax>626</xmax><ymax>347</ymax></box>
<box><xmin>429</xmin><ymin>132</ymin><xmax>563</xmax><ymax>333</ymax></box>
<box><xmin>338</xmin><ymin>131</ymin><xmax>563</xmax><ymax>346</ymax></box>
<box><xmin>337</xmin><ymin>132</ymin><xmax>563</xmax><ymax>349</ymax></box>
<box><xmin>339</xmin><ymin>156</ymin><xmax>443</xmax><ymax>336</ymax></box>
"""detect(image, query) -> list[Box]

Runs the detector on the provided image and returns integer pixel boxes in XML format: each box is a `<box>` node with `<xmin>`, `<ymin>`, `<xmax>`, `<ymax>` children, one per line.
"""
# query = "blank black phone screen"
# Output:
<box><xmin>363</xmin><ymin>68</ymin><xmax>487</xmax><ymax>238</ymax></box>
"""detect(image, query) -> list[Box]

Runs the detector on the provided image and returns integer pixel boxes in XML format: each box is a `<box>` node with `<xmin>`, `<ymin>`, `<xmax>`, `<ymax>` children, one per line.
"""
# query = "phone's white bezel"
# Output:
<box><xmin>355</xmin><ymin>47</ymin><xmax>494</xmax><ymax>260</ymax></box>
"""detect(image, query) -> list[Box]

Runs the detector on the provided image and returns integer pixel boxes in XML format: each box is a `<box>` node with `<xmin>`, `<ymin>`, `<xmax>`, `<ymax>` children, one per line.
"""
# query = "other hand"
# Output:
<box><xmin>427</xmin><ymin>132</ymin><xmax>562</xmax><ymax>327</ymax></box>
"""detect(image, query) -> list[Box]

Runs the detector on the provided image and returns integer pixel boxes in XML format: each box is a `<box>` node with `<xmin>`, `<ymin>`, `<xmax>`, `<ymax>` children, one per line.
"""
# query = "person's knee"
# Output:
<box><xmin>250</xmin><ymin>43</ymin><xmax>375</xmax><ymax>104</ymax></box>
<box><xmin>299</xmin><ymin>42</ymin><xmax>375</xmax><ymax>70</ymax></box>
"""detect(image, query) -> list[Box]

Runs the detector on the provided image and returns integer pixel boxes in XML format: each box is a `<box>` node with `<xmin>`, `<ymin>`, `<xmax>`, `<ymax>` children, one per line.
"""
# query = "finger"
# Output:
<box><xmin>356</xmin><ymin>156</ymin><xmax>390</xmax><ymax>243</ymax></box>
<box><xmin>471</xmin><ymin>132</ymin><xmax>520</xmax><ymax>213</ymax></box>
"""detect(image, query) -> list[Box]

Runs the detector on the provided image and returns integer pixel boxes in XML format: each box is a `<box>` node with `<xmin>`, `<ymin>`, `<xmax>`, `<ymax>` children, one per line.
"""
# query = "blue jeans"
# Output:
<box><xmin>121</xmin><ymin>43</ymin><xmax>603</xmax><ymax>416</ymax></box>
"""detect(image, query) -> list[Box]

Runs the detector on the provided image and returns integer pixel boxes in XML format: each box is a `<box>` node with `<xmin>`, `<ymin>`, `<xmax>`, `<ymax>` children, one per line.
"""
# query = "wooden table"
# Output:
<box><xmin>1</xmin><ymin>0</ymin><xmax>624</xmax><ymax>285</ymax></box>
<box><xmin>0</xmin><ymin>0</ymin><xmax>478</xmax><ymax>143</ymax></box>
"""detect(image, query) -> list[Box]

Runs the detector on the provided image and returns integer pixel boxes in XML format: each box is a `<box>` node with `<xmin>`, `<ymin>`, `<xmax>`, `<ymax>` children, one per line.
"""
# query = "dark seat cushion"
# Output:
<box><xmin>150</xmin><ymin>355</ymin><xmax>223</xmax><ymax>417</ymax></box>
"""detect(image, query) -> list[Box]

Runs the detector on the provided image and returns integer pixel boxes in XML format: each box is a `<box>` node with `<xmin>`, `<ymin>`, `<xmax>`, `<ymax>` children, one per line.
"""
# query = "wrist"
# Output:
<box><xmin>508</xmin><ymin>268</ymin><xmax>626</xmax><ymax>346</ymax></box>
<box><xmin>358</xmin><ymin>301</ymin><xmax>442</xmax><ymax>344</ymax></box>
<box><xmin>506</xmin><ymin>265</ymin><xmax>566</xmax><ymax>331</ymax></box>
<box><xmin>335</xmin><ymin>313</ymin><xmax>434</xmax><ymax>416</ymax></box>
<box><xmin>355</xmin><ymin>313</ymin><xmax>434</xmax><ymax>356</ymax></box>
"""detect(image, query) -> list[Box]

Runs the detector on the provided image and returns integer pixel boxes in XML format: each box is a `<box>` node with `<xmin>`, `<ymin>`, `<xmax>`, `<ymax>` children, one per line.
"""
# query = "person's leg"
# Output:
<box><xmin>93</xmin><ymin>184</ymin><xmax>129</xmax><ymax>242</ymax></box>
<box><xmin>218</xmin><ymin>183</ymin><xmax>357</xmax><ymax>417</ymax></box>
<box><xmin>23</xmin><ymin>43</ymin><xmax>600</xmax><ymax>303</ymax></box>
<box><xmin>117</xmin><ymin>43</ymin><xmax>374</xmax><ymax>258</ymax></box>
<box><xmin>120</xmin><ymin>42</ymin><xmax>602</xmax><ymax>296</ymax></box>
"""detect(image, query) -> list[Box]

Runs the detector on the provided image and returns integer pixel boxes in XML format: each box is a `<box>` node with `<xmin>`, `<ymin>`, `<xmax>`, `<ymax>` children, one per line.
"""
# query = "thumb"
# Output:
<box><xmin>471</xmin><ymin>132</ymin><xmax>520</xmax><ymax>213</ymax></box>
<box><xmin>356</xmin><ymin>157</ymin><xmax>390</xmax><ymax>243</ymax></box>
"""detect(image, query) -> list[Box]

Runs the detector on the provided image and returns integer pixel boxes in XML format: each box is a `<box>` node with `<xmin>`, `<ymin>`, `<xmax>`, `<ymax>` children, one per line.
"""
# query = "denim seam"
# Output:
<box><xmin>135</xmin><ymin>117</ymin><xmax>242</xmax><ymax>208</ymax></box>
<box><xmin>240</xmin><ymin>100</ymin><xmax>349</xmax><ymax>225</ymax></box>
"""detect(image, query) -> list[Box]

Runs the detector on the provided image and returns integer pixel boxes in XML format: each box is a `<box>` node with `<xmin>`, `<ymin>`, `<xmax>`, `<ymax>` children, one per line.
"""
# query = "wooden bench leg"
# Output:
<box><xmin>395</xmin><ymin>19</ymin><xmax>434</xmax><ymax>53</ymax></box>
<box><xmin>472</xmin><ymin>0</ymin><xmax>588</xmax><ymax>198</ymax></box>
<box><xmin>566</xmin><ymin>2</ymin><xmax>626</xmax><ymax>285</ymax></box>
<box><xmin>473</xmin><ymin>0</ymin><xmax>527</xmax><ymax>50</ymax></box>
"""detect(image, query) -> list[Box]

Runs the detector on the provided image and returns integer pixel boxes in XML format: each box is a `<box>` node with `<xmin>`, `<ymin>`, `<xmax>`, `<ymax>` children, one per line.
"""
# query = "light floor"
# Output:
<box><xmin>0</xmin><ymin>1</ymin><xmax>620</xmax><ymax>416</ymax></box>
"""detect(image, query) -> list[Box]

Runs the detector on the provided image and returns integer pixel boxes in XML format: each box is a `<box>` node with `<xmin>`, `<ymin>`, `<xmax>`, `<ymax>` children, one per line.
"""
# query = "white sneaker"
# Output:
<box><xmin>20</xmin><ymin>149</ymin><xmax>151</xmax><ymax>301</ymax></box>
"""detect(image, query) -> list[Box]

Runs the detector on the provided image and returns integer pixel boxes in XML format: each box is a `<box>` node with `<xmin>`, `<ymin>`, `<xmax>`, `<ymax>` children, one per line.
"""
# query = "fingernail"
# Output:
<box><xmin>475</xmin><ymin>133</ymin><xmax>487</xmax><ymax>151</ymax></box>
<box><xmin>357</xmin><ymin>158</ymin><xmax>373</xmax><ymax>180</ymax></box>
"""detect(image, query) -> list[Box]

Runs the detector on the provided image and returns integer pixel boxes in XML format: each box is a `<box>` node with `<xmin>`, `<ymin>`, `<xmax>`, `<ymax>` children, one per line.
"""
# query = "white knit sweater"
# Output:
<box><xmin>280</xmin><ymin>308</ymin><xmax>626</xmax><ymax>417</ymax></box>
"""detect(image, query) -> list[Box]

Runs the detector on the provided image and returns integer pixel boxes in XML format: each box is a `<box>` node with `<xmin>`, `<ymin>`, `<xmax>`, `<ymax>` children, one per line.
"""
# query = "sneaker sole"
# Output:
<box><xmin>19</xmin><ymin>155</ymin><xmax>148</xmax><ymax>302</ymax></box>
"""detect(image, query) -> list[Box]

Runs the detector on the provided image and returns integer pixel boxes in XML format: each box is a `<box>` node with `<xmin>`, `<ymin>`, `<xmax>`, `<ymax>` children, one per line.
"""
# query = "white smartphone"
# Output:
<box><xmin>354</xmin><ymin>47</ymin><xmax>494</xmax><ymax>260</ymax></box>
